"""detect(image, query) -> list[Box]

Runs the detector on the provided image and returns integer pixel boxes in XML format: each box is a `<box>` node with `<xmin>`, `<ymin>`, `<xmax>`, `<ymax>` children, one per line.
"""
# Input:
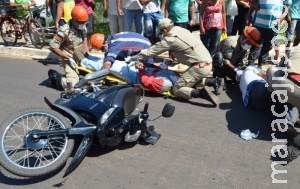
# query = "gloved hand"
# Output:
<box><xmin>125</xmin><ymin>55</ymin><xmax>138</xmax><ymax>63</ymax></box>
<box><xmin>125</xmin><ymin>56</ymin><xmax>132</xmax><ymax>63</ymax></box>
<box><xmin>223</xmin><ymin>59</ymin><xmax>231</xmax><ymax>66</ymax></box>
<box><xmin>69</xmin><ymin>58</ymin><xmax>77</xmax><ymax>70</ymax></box>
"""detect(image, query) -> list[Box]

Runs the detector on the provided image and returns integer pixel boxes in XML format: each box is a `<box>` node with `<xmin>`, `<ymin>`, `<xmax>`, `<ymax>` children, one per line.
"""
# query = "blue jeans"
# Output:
<box><xmin>144</xmin><ymin>11</ymin><xmax>164</xmax><ymax>36</ymax></box>
<box><xmin>124</xmin><ymin>9</ymin><xmax>144</xmax><ymax>35</ymax></box>
<box><xmin>200</xmin><ymin>28</ymin><xmax>222</xmax><ymax>52</ymax></box>
<box><xmin>226</xmin><ymin>15</ymin><xmax>235</xmax><ymax>35</ymax></box>
<box><xmin>248</xmin><ymin>82</ymin><xmax>272</xmax><ymax>111</ymax></box>
<box><xmin>58</xmin><ymin>19</ymin><xmax>66</xmax><ymax>27</ymax></box>
<box><xmin>248</xmin><ymin>26</ymin><xmax>278</xmax><ymax>66</ymax></box>
<box><xmin>286</xmin><ymin>19</ymin><xmax>300</xmax><ymax>41</ymax></box>
<box><xmin>248</xmin><ymin>82</ymin><xmax>299</xmax><ymax>127</ymax></box>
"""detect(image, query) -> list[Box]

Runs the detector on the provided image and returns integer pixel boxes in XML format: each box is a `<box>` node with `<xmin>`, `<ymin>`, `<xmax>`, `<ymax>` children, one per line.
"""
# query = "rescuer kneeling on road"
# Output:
<box><xmin>135</xmin><ymin>18</ymin><xmax>219</xmax><ymax>107</ymax></box>
<box><xmin>48</xmin><ymin>6</ymin><xmax>89</xmax><ymax>92</ymax></box>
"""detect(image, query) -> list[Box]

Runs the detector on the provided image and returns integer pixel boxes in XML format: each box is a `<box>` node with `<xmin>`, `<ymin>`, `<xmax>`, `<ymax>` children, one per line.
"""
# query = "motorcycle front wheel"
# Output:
<box><xmin>0</xmin><ymin>108</ymin><xmax>74</xmax><ymax>177</ymax></box>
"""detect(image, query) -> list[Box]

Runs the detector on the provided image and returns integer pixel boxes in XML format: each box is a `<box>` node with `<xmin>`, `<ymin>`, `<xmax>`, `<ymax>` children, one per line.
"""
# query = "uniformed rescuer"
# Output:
<box><xmin>136</xmin><ymin>18</ymin><xmax>219</xmax><ymax>106</ymax></box>
<box><xmin>49</xmin><ymin>5</ymin><xmax>90</xmax><ymax>91</ymax></box>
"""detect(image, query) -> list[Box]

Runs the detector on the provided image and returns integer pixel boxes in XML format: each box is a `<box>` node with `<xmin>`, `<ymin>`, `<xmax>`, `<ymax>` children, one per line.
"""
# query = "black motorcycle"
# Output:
<box><xmin>0</xmin><ymin>70</ymin><xmax>175</xmax><ymax>177</ymax></box>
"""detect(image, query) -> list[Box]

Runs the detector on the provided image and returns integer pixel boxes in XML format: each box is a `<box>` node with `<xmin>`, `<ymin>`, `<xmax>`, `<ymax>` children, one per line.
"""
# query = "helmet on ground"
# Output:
<box><xmin>243</xmin><ymin>27</ymin><xmax>261</xmax><ymax>48</ymax></box>
<box><xmin>90</xmin><ymin>33</ymin><xmax>105</xmax><ymax>50</ymax></box>
<box><xmin>71</xmin><ymin>6</ymin><xmax>88</xmax><ymax>22</ymax></box>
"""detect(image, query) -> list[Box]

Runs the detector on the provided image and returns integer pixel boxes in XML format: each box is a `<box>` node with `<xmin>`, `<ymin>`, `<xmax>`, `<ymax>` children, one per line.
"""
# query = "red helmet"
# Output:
<box><xmin>243</xmin><ymin>27</ymin><xmax>261</xmax><ymax>47</ymax></box>
<box><xmin>71</xmin><ymin>6</ymin><xmax>88</xmax><ymax>22</ymax></box>
<box><xmin>90</xmin><ymin>33</ymin><xmax>105</xmax><ymax>50</ymax></box>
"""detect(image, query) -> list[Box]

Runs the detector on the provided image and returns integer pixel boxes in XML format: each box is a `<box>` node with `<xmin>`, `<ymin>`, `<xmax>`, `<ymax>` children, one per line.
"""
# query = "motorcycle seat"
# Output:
<box><xmin>95</xmin><ymin>85</ymin><xmax>141</xmax><ymax>115</ymax></box>
<box><xmin>75</xmin><ymin>69</ymin><xmax>109</xmax><ymax>88</ymax></box>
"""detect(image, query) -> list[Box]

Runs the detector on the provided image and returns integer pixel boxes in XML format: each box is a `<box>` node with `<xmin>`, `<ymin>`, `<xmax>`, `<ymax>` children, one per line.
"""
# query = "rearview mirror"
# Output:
<box><xmin>162</xmin><ymin>103</ymin><xmax>175</xmax><ymax>118</ymax></box>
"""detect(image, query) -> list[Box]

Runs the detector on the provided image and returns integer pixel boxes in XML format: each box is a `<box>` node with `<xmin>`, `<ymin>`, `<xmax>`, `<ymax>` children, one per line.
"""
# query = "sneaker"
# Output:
<box><xmin>204</xmin><ymin>78</ymin><xmax>224</xmax><ymax>95</ymax></box>
<box><xmin>213</xmin><ymin>78</ymin><xmax>224</xmax><ymax>95</ymax></box>
<box><xmin>199</xmin><ymin>87</ymin><xmax>219</xmax><ymax>107</ymax></box>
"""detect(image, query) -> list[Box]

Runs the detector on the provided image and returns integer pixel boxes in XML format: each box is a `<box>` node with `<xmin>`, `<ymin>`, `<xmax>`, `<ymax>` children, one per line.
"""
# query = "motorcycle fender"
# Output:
<box><xmin>44</xmin><ymin>97</ymin><xmax>85</xmax><ymax>126</ymax></box>
<box><xmin>64</xmin><ymin>136</ymin><xmax>94</xmax><ymax>177</ymax></box>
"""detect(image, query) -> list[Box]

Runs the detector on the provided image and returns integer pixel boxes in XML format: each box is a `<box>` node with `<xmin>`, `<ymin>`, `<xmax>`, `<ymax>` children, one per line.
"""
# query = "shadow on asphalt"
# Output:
<box><xmin>35</xmin><ymin>58</ymin><xmax>60</xmax><ymax>65</ymax></box>
<box><xmin>219</xmin><ymin>82</ymin><xmax>282</xmax><ymax>141</ymax></box>
<box><xmin>145</xmin><ymin>90</ymin><xmax>218</xmax><ymax>108</ymax></box>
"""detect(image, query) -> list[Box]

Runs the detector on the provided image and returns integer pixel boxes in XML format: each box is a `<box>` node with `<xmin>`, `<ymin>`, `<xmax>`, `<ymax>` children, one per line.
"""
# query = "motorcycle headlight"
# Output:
<box><xmin>100</xmin><ymin>108</ymin><xmax>116</xmax><ymax>125</ymax></box>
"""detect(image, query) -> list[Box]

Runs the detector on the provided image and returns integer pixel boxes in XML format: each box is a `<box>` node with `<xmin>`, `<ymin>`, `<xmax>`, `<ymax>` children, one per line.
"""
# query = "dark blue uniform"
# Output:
<box><xmin>104</xmin><ymin>32</ymin><xmax>153</xmax><ymax>64</ymax></box>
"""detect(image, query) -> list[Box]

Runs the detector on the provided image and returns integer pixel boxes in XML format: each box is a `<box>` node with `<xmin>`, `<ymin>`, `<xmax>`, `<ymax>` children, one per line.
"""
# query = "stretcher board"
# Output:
<box><xmin>77</xmin><ymin>66</ymin><xmax>177</xmax><ymax>98</ymax></box>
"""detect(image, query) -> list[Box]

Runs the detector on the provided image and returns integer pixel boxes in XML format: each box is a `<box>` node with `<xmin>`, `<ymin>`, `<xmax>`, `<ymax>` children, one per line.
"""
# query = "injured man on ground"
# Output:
<box><xmin>79</xmin><ymin>54</ymin><xmax>183</xmax><ymax>93</ymax></box>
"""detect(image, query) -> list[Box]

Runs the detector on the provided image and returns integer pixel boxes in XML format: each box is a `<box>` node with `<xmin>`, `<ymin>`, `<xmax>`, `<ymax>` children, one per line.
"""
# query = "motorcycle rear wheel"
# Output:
<box><xmin>0</xmin><ymin>108</ymin><xmax>74</xmax><ymax>177</ymax></box>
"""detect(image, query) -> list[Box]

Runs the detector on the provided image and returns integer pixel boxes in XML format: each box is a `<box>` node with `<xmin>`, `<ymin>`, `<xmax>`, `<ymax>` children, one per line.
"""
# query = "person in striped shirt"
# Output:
<box><xmin>247</xmin><ymin>0</ymin><xmax>284</xmax><ymax>67</ymax></box>
<box><xmin>91</xmin><ymin>32</ymin><xmax>154</xmax><ymax>70</ymax></box>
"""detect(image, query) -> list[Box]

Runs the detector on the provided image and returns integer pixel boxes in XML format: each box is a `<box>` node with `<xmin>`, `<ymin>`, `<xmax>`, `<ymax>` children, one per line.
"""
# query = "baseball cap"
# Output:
<box><xmin>157</xmin><ymin>18</ymin><xmax>174</xmax><ymax>34</ymax></box>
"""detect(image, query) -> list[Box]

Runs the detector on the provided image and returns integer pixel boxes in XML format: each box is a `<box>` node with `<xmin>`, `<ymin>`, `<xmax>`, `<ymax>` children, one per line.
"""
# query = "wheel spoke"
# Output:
<box><xmin>5</xmin><ymin>144</ymin><xmax>25</xmax><ymax>157</ymax></box>
<box><xmin>5</xmin><ymin>127</ymin><xmax>24</xmax><ymax>142</ymax></box>
<box><xmin>49</xmin><ymin>138</ymin><xmax>66</xmax><ymax>145</ymax></box>
<box><xmin>13</xmin><ymin>149</ymin><xmax>35</xmax><ymax>166</ymax></box>
<box><xmin>1</xmin><ymin>18</ymin><xmax>17</xmax><ymax>46</ymax></box>
<box><xmin>46</xmin><ymin>140</ymin><xmax>62</xmax><ymax>158</ymax></box>
<box><xmin>32</xmin><ymin>114</ymin><xmax>47</xmax><ymax>130</ymax></box>
<box><xmin>28</xmin><ymin>20</ymin><xmax>45</xmax><ymax>49</ymax></box>
<box><xmin>34</xmin><ymin>149</ymin><xmax>50</xmax><ymax>167</ymax></box>
<box><xmin>0</xmin><ymin>109</ymin><xmax>74</xmax><ymax>177</ymax></box>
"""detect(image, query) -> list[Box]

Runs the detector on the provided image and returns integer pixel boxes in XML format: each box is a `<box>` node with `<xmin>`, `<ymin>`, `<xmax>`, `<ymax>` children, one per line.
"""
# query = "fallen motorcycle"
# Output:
<box><xmin>0</xmin><ymin>70</ymin><xmax>175</xmax><ymax>177</ymax></box>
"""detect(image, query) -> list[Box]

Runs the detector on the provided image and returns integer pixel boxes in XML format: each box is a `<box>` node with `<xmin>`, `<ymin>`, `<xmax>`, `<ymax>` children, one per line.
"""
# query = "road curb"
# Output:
<box><xmin>0</xmin><ymin>45</ymin><xmax>105</xmax><ymax>61</ymax></box>
<box><xmin>0</xmin><ymin>45</ymin><xmax>59</xmax><ymax>59</ymax></box>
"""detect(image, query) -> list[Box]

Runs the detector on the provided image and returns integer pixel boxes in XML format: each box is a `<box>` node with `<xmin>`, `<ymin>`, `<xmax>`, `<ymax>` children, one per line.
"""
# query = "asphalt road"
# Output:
<box><xmin>0</xmin><ymin>56</ymin><xmax>299</xmax><ymax>189</ymax></box>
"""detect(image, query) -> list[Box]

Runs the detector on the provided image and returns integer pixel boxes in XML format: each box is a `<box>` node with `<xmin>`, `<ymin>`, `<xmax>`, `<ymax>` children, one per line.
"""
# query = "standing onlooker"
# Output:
<box><xmin>231</xmin><ymin>0</ymin><xmax>250</xmax><ymax>35</ymax></box>
<box><xmin>103</xmin><ymin>0</ymin><xmax>124</xmax><ymax>35</ymax></box>
<box><xmin>9</xmin><ymin>0</ymin><xmax>36</xmax><ymax>46</ymax></box>
<box><xmin>165</xmin><ymin>0</ymin><xmax>195</xmax><ymax>30</ymax></box>
<box><xmin>118</xmin><ymin>0</ymin><xmax>144</xmax><ymax>35</ymax></box>
<box><xmin>46</xmin><ymin>0</ymin><xmax>57</xmax><ymax>21</ymax></box>
<box><xmin>74</xmin><ymin>0</ymin><xmax>95</xmax><ymax>43</ymax></box>
<box><xmin>195</xmin><ymin>0</ymin><xmax>202</xmax><ymax>9</ymax></box>
<box><xmin>143</xmin><ymin>0</ymin><xmax>165</xmax><ymax>44</ymax></box>
<box><xmin>225</xmin><ymin>0</ymin><xmax>237</xmax><ymax>36</ymax></box>
<box><xmin>199</xmin><ymin>0</ymin><xmax>226</xmax><ymax>52</ymax></box>
<box><xmin>55</xmin><ymin>0</ymin><xmax>75</xmax><ymax>29</ymax></box>
<box><xmin>247</xmin><ymin>0</ymin><xmax>284</xmax><ymax>67</ymax></box>
<box><xmin>285</xmin><ymin>0</ymin><xmax>300</xmax><ymax>57</ymax></box>
<box><xmin>272</xmin><ymin>0</ymin><xmax>291</xmax><ymax>63</ymax></box>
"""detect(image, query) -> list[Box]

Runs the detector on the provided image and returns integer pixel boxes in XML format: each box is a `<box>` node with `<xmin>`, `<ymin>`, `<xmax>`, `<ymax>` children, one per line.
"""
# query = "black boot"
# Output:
<box><xmin>48</xmin><ymin>69</ymin><xmax>61</xmax><ymax>89</ymax></box>
<box><xmin>204</xmin><ymin>78</ymin><xmax>224</xmax><ymax>95</ymax></box>
<box><xmin>191</xmin><ymin>87</ymin><xmax>219</xmax><ymax>107</ymax></box>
